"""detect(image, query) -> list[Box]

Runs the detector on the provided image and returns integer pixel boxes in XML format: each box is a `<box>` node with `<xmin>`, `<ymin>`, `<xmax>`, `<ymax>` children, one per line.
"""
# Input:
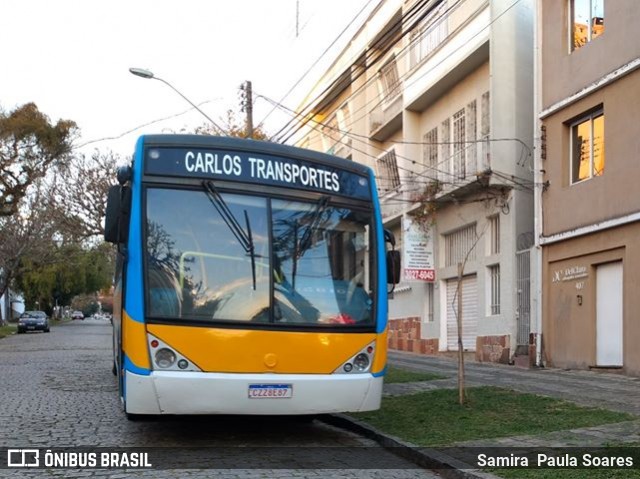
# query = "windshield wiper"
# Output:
<box><xmin>202</xmin><ymin>180</ymin><xmax>256</xmax><ymax>290</ymax></box>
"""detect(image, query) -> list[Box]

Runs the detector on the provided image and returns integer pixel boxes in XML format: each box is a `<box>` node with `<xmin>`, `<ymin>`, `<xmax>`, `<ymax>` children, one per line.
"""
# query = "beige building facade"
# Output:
<box><xmin>292</xmin><ymin>0</ymin><xmax>535</xmax><ymax>363</ymax></box>
<box><xmin>536</xmin><ymin>0</ymin><xmax>640</xmax><ymax>375</ymax></box>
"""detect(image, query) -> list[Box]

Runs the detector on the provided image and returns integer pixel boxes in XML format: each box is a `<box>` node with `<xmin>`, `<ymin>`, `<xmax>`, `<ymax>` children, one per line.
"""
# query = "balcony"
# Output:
<box><xmin>414</xmin><ymin>138</ymin><xmax>492</xmax><ymax>201</ymax></box>
<box><xmin>369</xmin><ymin>92</ymin><xmax>403</xmax><ymax>142</ymax></box>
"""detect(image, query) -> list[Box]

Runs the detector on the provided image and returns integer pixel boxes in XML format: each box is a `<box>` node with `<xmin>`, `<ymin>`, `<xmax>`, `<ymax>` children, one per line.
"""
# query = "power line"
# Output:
<box><xmin>277</xmin><ymin>0</ymin><xmax>525</xmax><ymax>145</ymax></box>
<box><xmin>258</xmin><ymin>92</ymin><xmax>535</xmax><ymax>191</ymax></box>
<box><xmin>73</xmin><ymin>99</ymin><xmax>221</xmax><ymax>150</ymax></box>
<box><xmin>273</xmin><ymin>0</ymin><xmax>461</xmax><ymax>143</ymax></box>
<box><xmin>258</xmin><ymin>0</ymin><xmax>378</xmax><ymax>127</ymax></box>
<box><xmin>271</xmin><ymin>0</ymin><xmax>445</xmax><ymax>142</ymax></box>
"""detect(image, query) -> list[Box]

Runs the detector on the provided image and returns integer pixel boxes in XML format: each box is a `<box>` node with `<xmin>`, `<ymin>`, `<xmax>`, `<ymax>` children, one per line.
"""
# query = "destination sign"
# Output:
<box><xmin>143</xmin><ymin>147</ymin><xmax>371</xmax><ymax>200</ymax></box>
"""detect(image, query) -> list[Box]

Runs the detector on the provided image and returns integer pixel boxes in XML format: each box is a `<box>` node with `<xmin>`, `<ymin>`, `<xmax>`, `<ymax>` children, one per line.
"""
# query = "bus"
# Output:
<box><xmin>104</xmin><ymin>135</ymin><xmax>400</xmax><ymax>417</ymax></box>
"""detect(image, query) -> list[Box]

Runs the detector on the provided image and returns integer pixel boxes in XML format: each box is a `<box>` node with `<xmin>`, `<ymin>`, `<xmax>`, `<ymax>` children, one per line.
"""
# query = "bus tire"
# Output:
<box><xmin>112</xmin><ymin>361</ymin><xmax>117</xmax><ymax>376</ymax></box>
<box><xmin>292</xmin><ymin>414</ymin><xmax>317</xmax><ymax>423</ymax></box>
<box><xmin>126</xmin><ymin>412</ymin><xmax>155</xmax><ymax>421</ymax></box>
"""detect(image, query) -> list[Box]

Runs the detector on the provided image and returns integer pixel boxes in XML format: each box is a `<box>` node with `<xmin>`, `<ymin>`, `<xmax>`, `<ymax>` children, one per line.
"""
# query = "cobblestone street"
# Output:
<box><xmin>0</xmin><ymin>320</ymin><xmax>439</xmax><ymax>478</ymax></box>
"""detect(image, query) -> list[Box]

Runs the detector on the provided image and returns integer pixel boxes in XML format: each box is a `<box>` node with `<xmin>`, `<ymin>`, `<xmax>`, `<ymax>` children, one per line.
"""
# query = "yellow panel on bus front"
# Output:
<box><xmin>146</xmin><ymin>324</ymin><xmax>378</xmax><ymax>374</ymax></box>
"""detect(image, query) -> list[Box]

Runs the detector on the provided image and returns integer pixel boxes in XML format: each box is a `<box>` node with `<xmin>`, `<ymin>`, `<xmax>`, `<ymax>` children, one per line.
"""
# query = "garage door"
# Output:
<box><xmin>446</xmin><ymin>275</ymin><xmax>478</xmax><ymax>351</ymax></box>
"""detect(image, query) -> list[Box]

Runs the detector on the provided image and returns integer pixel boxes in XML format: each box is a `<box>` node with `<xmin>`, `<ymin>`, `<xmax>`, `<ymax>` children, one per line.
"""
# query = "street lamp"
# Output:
<box><xmin>129</xmin><ymin>67</ymin><xmax>225</xmax><ymax>133</ymax></box>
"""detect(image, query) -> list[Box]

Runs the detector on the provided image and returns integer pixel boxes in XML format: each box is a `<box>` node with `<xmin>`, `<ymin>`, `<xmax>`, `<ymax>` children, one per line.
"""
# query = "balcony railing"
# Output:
<box><xmin>409</xmin><ymin>137</ymin><xmax>491</xmax><ymax>198</ymax></box>
<box><xmin>369</xmin><ymin>92</ymin><xmax>403</xmax><ymax>139</ymax></box>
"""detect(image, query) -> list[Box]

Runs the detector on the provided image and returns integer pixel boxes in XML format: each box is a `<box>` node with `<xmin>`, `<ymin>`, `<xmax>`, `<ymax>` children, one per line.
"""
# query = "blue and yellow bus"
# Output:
<box><xmin>105</xmin><ymin>135</ymin><xmax>399</xmax><ymax>417</ymax></box>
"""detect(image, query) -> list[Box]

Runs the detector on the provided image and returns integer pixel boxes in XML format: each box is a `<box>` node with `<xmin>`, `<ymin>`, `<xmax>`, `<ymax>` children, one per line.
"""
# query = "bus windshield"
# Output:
<box><xmin>145</xmin><ymin>188</ymin><xmax>373</xmax><ymax>327</ymax></box>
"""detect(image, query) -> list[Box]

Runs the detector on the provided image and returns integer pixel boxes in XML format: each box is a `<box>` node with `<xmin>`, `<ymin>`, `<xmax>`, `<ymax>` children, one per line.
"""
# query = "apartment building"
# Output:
<box><xmin>536</xmin><ymin>0</ymin><xmax>640</xmax><ymax>375</ymax></box>
<box><xmin>291</xmin><ymin>0</ymin><xmax>534</xmax><ymax>363</ymax></box>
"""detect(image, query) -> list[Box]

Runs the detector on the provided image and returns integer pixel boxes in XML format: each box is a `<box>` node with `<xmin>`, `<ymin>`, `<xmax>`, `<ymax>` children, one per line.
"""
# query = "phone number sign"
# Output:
<box><xmin>402</xmin><ymin>217</ymin><xmax>435</xmax><ymax>283</ymax></box>
<box><xmin>404</xmin><ymin>268</ymin><xmax>435</xmax><ymax>282</ymax></box>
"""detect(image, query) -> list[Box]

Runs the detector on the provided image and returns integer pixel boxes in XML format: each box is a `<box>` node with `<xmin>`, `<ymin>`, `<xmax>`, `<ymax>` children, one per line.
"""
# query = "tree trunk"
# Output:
<box><xmin>457</xmin><ymin>262</ymin><xmax>465</xmax><ymax>405</ymax></box>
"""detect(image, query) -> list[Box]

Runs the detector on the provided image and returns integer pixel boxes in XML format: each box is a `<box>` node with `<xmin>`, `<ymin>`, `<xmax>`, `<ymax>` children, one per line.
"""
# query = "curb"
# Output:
<box><xmin>320</xmin><ymin>413</ymin><xmax>501</xmax><ymax>479</ymax></box>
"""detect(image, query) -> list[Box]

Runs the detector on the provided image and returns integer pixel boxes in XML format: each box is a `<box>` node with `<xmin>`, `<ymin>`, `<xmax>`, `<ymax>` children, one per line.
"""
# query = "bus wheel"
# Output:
<box><xmin>112</xmin><ymin>361</ymin><xmax>117</xmax><ymax>376</ymax></box>
<box><xmin>291</xmin><ymin>414</ymin><xmax>317</xmax><ymax>424</ymax></box>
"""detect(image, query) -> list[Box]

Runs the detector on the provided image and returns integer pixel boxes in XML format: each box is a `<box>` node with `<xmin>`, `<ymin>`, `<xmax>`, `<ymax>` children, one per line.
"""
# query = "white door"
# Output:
<box><xmin>446</xmin><ymin>275</ymin><xmax>478</xmax><ymax>351</ymax></box>
<box><xmin>596</xmin><ymin>262</ymin><xmax>623</xmax><ymax>366</ymax></box>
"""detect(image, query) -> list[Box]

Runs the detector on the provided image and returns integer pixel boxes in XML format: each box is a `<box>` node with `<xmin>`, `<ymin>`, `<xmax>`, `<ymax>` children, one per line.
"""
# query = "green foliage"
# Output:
<box><xmin>71</xmin><ymin>294</ymin><xmax>101</xmax><ymax>317</ymax></box>
<box><xmin>0</xmin><ymin>324</ymin><xmax>17</xmax><ymax>338</ymax></box>
<box><xmin>352</xmin><ymin>387</ymin><xmax>634</xmax><ymax>447</ymax></box>
<box><xmin>0</xmin><ymin>103</ymin><xmax>77</xmax><ymax>217</ymax></box>
<box><xmin>14</xmin><ymin>242</ymin><xmax>114</xmax><ymax>314</ymax></box>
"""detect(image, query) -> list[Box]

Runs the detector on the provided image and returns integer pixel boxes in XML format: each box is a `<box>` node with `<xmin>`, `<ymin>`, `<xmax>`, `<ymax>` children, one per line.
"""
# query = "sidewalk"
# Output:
<box><xmin>321</xmin><ymin>351</ymin><xmax>640</xmax><ymax>478</ymax></box>
<box><xmin>386</xmin><ymin>350</ymin><xmax>640</xmax><ymax>447</ymax></box>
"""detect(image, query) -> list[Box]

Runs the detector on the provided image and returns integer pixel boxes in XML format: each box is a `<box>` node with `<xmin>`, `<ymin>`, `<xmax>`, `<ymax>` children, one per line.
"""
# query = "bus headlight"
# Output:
<box><xmin>334</xmin><ymin>342</ymin><xmax>374</xmax><ymax>374</ymax></box>
<box><xmin>155</xmin><ymin>348</ymin><xmax>176</xmax><ymax>368</ymax></box>
<box><xmin>353</xmin><ymin>353</ymin><xmax>370</xmax><ymax>371</ymax></box>
<box><xmin>147</xmin><ymin>333</ymin><xmax>201</xmax><ymax>372</ymax></box>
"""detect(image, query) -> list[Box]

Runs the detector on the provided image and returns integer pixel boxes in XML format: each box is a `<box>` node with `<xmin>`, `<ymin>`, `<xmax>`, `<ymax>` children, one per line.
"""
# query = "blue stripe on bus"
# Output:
<box><xmin>124</xmin><ymin>353</ymin><xmax>151</xmax><ymax>376</ymax></box>
<box><xmin>125</xmin><ymin>137</ymin><xmax>146</xmax><ymax>324</ymax></box>
<box><xmin>372</xmin><ymin>365</ymin><xmax>387</xmax><ymax>378</ymax></box>
<box><xmin>369</xmin><ymin>168</ymin><xmax>388</xmax><ymax>334</ymax></box>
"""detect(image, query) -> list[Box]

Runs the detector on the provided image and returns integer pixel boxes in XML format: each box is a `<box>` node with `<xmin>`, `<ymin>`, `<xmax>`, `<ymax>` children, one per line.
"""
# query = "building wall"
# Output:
<box><xmin>542</xmin><ymin>221</ymin><xmax>640</xmax><ymax>375</ymax></box>
<box><xmin>539</xmin><ymin>1</ymin><xmax>640</xmax><ymax>376</ymax></box>
<box><xmin>294</xmin><ymin>0</ymin><xmax>534</xmax><ymax>362</ymax></box>
<box><xmin>541</xmin><ymin>0</ymin><xmax>640</xmax><ymax>108</ymax></box>
<box><xmin>542</xmin><ymin>71</ymin><xmax>640</xmax><ymax>235</ymax></box>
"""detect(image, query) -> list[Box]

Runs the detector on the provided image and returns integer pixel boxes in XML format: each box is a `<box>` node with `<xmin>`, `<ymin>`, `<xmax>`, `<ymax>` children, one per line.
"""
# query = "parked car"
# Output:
<box><xmin>17</xmin><ymin>311</ymin><xmax>50</xmax><ymax>333</ymax></box>
<box><xmin>71</xmin><ymin>311</ymin><xmax>84</xmax><ymax>320</ymax></box>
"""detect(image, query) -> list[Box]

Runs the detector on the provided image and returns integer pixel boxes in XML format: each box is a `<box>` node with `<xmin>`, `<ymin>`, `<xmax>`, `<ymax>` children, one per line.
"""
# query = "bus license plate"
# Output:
<box><xmin>248</xmin><ymin>384</ymin><xmax>293</xmax><ymax>399</ymax></box>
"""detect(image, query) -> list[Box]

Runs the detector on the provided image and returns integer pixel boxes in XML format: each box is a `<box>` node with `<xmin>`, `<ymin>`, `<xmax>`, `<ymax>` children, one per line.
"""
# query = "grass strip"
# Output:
<box><xmin>0</xmin><ymin>324</ymin><xmax>17</xmax><ymax>339</ymax></box>
<box><xmin>352</xmin><ymin>386</ymin><xmax>634</xmax><ymax>447</ymax></box>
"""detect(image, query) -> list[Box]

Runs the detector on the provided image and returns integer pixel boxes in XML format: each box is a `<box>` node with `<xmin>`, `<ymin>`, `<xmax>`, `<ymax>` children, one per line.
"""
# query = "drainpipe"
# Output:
<box><xmin>532</xmin><ymin>0</ymin><xmax>544</xmax><ymax>367</ymax></box>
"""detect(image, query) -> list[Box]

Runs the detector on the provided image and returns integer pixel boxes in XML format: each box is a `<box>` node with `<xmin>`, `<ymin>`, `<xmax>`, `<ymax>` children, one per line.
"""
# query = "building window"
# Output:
<box><xmin>377</xmin><ymin>149</ymin><xmax>401</xmax><ymax>193</ymax></box>
<box><xmin>409</xmin><ymin>0</ymin><xmax>448</xmax><ymax>69</ymax></box>
<box><xmin>440</xmin><ymin>118</ymin><xmax>451</xmax><ymax>181</ymax></box>
<box><xmin>571</xmin><ymin>0</ymin><xmax>604</xmax><ymax>51</ymax></box>
<box><xmin>488</xmin><ymin>264</ymin><xmax>500</xmax><ymax>315</ymax></box>
<box><xmin>488</xmin><ymin>215</ymin><xmax>500</xmax><ymax>255</ymax></box>
<box><xmin>379</xmin><ymin>57</ymin><xmax>401</xmax><ymax>100</ymax></box>
<box><xmin>481</xmin><ymin>91</ymin><xmax>490</xmax><ymax>168</ymax></box>
<box><xmin>444</xmin><ymin>223</ymin><xmax>477</xmax><ymax>267</ymax></box>
<box><xmin>466</xmin><ymin>100</ymin><xmax>477</xmax><ymax>175</ymax></box>
<box><xmin>322</xmin><ymin>114</ymin><xmax>339</xmax><ymax>154</ymax></box>
<box><xmin>570</xmin><ymin>110</ymin><xmax>605</xmax><ymax>183</ymax></box>
<box><xmin>422</xmin><ymin>127</ymin><xmax>438</xmax><ymax>174</ymax></box>
<box><xmin>453</xmin><ymin>108</ymin><xmax>466</xmax><ymax>179</ymax></box>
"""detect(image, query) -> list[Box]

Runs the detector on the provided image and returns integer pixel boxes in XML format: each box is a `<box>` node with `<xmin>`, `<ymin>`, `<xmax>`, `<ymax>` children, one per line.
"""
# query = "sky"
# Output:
<box><xmin>0</xmin><ymin>0</ymin><xmax>376</xmax><ymax>158</ymax></box>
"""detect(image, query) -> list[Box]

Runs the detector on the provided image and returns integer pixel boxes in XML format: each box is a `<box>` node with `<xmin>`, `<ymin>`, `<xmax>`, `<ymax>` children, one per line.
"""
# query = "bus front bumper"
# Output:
<box><xmin>124</xmin><ymin>370</ymin><xmax>383</xmax><ymax>415</ymax></box>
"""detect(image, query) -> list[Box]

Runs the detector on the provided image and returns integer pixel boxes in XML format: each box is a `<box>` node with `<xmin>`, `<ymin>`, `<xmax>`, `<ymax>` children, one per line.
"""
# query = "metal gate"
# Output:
<box><xmin>516</xmin><ymin>250</ymin><xmax>531</xmax><ymax>346</ymax></box>
<box><xmin>446</xmin><ymin>275</ymin><xmax>478</xmax><ymax>350</ymax></box>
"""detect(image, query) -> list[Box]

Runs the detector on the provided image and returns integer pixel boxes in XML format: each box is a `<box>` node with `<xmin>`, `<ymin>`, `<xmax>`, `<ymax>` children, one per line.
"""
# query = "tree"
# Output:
<box><xmin>14</xmin><ymin>242</ymin><xmax>114</xmax><ymax>315</ymax></box>
<box><xmin>55</xmin><ymin>150</ymin><xmax>120</xmax><ymax>239</ymax></box>
<box><xmin>0</xmin><ymin>181</ymin><xmax>60</xmax><ymax>302</ymax></box>
<box><xmin>0</xmin><ymin>103</ymin><xmax>76</xmax><ymax>217</ymax></box>
<box><xmin>194</xmin><ymin>109</ymin><xmax>270</xmax><ymax>140</ymax></box>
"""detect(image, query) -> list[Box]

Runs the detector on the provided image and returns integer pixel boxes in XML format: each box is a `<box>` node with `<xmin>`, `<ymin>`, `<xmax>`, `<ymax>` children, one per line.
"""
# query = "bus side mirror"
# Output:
<box><xmin>384</xmin><ymin>229</ymin><xmax>401</xmax><ymax>285</ymax></box>
<box><xmin>104</xmin><ymin>185</ymin><xmax>131</xmax><ymax>244</ymax></box>
<box><xmin>386</xmin><ymin>250</ymin><xmax>401</xmax><ymax>285</ymax></box>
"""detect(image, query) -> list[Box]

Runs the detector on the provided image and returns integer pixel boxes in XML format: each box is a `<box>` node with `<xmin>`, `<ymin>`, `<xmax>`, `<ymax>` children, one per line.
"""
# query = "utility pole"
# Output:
<box><xmin>240</xmin><ymin>81</ymin><xmax>254</xmax><ymax>139</ymax></box>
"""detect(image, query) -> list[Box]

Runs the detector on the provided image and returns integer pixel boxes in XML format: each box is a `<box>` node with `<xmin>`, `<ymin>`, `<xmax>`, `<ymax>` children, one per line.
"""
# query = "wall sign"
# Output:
<box><xmin>402</xmin><ymin>216</ymin><xmax>435</xmax><ymax>282</ymax></box>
